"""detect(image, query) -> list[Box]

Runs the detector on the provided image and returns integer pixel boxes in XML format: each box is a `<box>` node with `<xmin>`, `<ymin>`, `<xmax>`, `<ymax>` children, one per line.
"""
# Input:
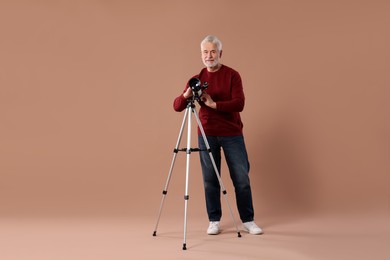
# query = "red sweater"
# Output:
<box><xmin>173</xmin><ymin>65</ymin><xmax>245</xmax><ymax>136</ymax></box>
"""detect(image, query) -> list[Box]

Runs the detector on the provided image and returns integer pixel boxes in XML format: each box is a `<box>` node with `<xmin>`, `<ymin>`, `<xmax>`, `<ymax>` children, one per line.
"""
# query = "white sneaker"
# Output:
<box><xmin>242</xmin><ymin>221</ymin><xmax>263</xmax><ymax>235</ymax></box>
<box><xmin>207</xmin><ymin>221</ymin><xmax>221</xmax><ymax>235</ymax></box>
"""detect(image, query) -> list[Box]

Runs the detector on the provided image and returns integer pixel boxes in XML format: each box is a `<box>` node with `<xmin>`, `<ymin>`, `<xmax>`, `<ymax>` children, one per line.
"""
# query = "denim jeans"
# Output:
<box><xmin>198</xmin><ymin>135</ymin><xmax>255</xmax><ymax>223</ymax></box>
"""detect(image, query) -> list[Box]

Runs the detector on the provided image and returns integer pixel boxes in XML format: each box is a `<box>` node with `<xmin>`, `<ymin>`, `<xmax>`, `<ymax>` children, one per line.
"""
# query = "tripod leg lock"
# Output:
<box><xmin>184</xmin><ymin>195</ymin><xmax>189</xmax><ymax>200</ymax></box>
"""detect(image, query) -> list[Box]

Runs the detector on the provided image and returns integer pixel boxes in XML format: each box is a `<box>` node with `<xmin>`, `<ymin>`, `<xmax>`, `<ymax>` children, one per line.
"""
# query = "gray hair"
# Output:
<box><xmin>201</xmin><ymin>35</ymin><xmax>223</xmax><ymax>53</ymax></box>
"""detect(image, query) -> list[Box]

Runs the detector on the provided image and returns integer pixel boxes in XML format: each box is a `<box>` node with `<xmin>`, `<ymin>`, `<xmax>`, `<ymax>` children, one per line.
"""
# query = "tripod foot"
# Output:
<box><xmin>153</xmin><ymin>231</ymin><xmax>157</xmax><ymax>236</ymax></box>
<box><xmin>182</xmin><ymin>243</ymin><xmax>187</xmax><ymax>250</ymax></box>
<box><xmin>237</xmin><ymin>231</ymin><xmax>242</xmax><ymax>237</ymax></box>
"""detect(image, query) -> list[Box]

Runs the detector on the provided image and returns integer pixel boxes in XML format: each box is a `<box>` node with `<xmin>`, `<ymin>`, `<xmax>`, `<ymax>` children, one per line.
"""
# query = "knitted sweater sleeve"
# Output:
<box><xmin>173</xmin><ymin>87</ymin><xmax>190</xmax><ymax>112</ymax></box>
<box><xmin>214</xmin><ymin>70</ymin><xmax>245</xmax><ymax>112</ymax></box>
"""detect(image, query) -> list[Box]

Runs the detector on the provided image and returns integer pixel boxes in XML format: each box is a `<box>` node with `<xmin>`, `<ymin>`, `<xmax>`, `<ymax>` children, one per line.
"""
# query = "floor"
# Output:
<box><xmin>1</xmin><ymin>213</ymin><xmax>389</xmax><ymax>260</ymax></box>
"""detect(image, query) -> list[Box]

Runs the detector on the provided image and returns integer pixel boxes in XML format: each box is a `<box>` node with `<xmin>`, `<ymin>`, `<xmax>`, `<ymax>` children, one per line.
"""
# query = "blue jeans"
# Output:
<box><xmin>198</xmin><ymin>135</ymin><xmax>255</xmax><ymax>223</ymax></box>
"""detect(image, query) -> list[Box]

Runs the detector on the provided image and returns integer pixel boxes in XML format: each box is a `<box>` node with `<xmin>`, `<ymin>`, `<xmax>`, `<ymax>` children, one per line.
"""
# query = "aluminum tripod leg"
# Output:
<box><xmin>152</xmin><ymin>107</ymin><xmax>189</xmax><ymax>237</ymax></box>
<box><xmin>182</xmin><ymin>103</ymin><xmax>192</xmax><ymax>250</ymax></box>
<box><xmin>193</xmin><ymin>108</ymin><xmax>242</xmax><ymax>238</ymax></box>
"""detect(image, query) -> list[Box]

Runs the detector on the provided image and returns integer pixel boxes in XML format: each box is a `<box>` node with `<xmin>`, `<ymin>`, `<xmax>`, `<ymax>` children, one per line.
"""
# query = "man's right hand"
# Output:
<box><xmin>183</xmin><ymin>87</ymin><xmax>193</xmax><ymax>99</ymax></box>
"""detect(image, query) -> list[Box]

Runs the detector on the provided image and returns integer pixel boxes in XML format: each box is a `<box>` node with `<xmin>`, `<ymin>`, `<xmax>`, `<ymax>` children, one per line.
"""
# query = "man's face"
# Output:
<box><xmin>201</xmin><ymin>42</ymin><xmax>221</xmax><ymax>69</ymax></box>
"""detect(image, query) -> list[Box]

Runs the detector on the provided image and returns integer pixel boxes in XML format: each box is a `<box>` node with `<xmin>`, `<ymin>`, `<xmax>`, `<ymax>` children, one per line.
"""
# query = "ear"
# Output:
<box><xmin>219</xmin><ymin>50</ymin><xmax>223</xmax><ymax>58</ymax></box>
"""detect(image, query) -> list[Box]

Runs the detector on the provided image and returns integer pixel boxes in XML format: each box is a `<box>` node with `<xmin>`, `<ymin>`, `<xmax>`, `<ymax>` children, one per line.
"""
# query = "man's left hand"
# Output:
<box><xmin>201</xmin><ymin>92</ymin><xmax>217</xmax><ymax>109</ymax></box>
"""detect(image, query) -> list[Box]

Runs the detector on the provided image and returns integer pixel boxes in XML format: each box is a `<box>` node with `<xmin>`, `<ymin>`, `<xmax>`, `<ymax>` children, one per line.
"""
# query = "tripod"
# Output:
<box><xmin>152</xmin><ymin>98</ymin><xmax>241</xmax><ymax>250</ymax></box>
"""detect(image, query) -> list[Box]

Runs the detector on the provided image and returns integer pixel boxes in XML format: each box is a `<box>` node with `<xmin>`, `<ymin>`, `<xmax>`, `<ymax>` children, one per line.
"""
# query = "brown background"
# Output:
<box><xmin>1</xmin><ymin>0</ymin><xmax>389</xmax><ymax>222</ymax></box>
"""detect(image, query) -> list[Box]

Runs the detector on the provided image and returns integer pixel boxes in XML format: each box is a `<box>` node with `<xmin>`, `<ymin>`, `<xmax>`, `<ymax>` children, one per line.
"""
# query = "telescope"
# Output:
<box><xmin>188</xmin><ymin>77</ymin><xmax>208</xmax><ymax>101</ymax></box>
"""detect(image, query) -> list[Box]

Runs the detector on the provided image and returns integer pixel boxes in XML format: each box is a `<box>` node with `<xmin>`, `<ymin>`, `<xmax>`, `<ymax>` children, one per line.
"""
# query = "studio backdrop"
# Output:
<box><xmin>0</xmin><ymin>0</ymin><xmax>389</xmax><ymax>219</ymax></box>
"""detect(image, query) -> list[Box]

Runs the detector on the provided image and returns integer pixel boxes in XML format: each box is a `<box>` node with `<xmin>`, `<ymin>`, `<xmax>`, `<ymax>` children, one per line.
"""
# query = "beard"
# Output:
<box><xmin>203</xmin><ymin>56</ymin><xmax>220</xmax><ymax>69</ymax></box>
